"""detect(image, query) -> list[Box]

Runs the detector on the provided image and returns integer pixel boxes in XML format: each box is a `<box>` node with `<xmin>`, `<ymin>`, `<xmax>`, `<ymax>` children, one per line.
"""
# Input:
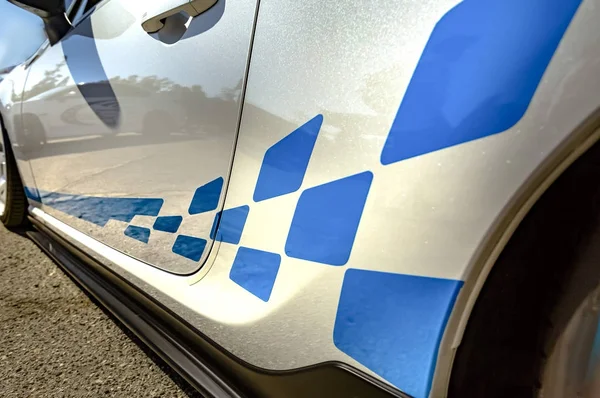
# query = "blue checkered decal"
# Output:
<box><xmin>23</xmin><ymin>0</ymin><xmax>583</xmax><ymax>395</ymax></box>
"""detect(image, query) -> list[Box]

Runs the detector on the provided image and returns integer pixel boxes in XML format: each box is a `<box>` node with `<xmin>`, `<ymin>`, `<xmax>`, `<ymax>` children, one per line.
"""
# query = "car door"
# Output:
<box><xmin>20</xmin><ymin>0</ymin><xmax>258</xmax><ymax>274</ymax></box>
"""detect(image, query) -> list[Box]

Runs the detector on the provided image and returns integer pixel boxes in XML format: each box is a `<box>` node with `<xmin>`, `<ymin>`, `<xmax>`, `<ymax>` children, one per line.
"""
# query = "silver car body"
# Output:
<box><xmin>1</xmin><ymin>0</ymin><xmax>599</xmax><ymax>396</ymax></box>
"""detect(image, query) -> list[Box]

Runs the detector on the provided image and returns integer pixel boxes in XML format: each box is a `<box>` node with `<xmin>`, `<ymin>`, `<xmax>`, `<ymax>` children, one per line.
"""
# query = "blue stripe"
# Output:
<box><xmin>24</xmin><ymin>186</ymin><xmax>42</xmax><ymax>202</ymax></box>
<box><xmin>31</xmin><ymin>188</ymin><xmax>163</xmax><ymax>227</ymax></box>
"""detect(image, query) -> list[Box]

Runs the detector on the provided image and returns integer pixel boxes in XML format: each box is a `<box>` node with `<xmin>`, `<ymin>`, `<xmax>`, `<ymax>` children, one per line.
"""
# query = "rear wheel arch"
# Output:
<box><xmin>429</xmin><ymin>113</ymin><xmax>600</xmax><ymax>396</ymax></box>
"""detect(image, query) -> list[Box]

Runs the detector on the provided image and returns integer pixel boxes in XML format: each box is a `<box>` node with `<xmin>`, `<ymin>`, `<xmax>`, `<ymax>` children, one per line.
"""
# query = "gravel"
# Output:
<box><xmin>0</xmin><ymin>224</ymin><xmax>201</xmax><ymax>398</ymax></box>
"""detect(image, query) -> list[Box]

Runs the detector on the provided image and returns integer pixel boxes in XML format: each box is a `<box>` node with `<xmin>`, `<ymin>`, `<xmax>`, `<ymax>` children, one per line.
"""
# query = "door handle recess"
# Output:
<box><xmin>142</xmin><ymin>0</ymin><xmax>218</xmax><ymax>33</ymax></box>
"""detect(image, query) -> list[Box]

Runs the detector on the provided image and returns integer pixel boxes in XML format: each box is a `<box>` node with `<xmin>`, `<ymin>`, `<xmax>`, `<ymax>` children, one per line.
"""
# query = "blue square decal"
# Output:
<box><xmin>333</xmin><ymin>269</ymin><xmax>463</xmax><ymax>398</ymax></box>
<box><xmin>188</xmin><ymin>177</ymin><xmax>223</xmax><ymax>215</ymax></box>
<box><xmin>124</xmin><ymin>225</ymin><xmax>151</xmax><ymax>243</ymax></box>
<box><xmin>253</xmin><ymin>115</ymin><xmax>322</xmax><ymax>202</ymax></box>
<box><xmin>285</xmin><ymin>172</ymin><xmax>372</xmax><ymax>265</ymax></box>
<box><xmin>153</xmin><ymin>215</ymin><xmax>183</xmax><ymax>233</ymax></box>
<box><xmin>230</xmin><ymin>247</ymin><xmax>280</xmax><ymax>302</ymax></box>
<box><xmin>210</xmin><ymin>205</ymin><xmax>249</xmax><ymax>245</ymax></box>
<box><xmin>172</xmin><ymin>235</ymin><xmax>207</xmax><ymax>262</ymax></box>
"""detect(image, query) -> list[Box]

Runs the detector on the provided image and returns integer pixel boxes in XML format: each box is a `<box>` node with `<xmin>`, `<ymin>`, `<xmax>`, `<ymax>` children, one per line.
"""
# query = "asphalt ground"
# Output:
<box><xmin>0</xmin><ymin>224</ymin><xmax>202</xmax><ymax>398</ymax></box>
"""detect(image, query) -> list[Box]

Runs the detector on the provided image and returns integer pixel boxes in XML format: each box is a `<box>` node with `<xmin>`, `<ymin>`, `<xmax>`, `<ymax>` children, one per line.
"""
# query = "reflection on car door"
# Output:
<box><xmin>20</xmin><ymin>0</ymin><xmax>258</xmax><ymax>274</ymax></box>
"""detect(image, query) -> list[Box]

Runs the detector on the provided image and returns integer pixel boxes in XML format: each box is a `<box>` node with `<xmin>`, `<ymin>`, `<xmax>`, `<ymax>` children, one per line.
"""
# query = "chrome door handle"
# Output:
<box><xmin>141</xmin><ymin>0</ymin><xmax>218</xmax><ymax>33</ymax></box>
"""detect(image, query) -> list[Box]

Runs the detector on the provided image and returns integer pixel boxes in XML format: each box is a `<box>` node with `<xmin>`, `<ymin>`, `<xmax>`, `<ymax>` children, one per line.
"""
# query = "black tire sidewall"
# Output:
<box><xmin>449</xmin><ymin>139</ymin><xmax>600</xmax><ymax>398</ymax></box>
<box><xmin>1</xmin><ymin>125</ymin><xmax>28</xmax><ymax>228</ymax></box>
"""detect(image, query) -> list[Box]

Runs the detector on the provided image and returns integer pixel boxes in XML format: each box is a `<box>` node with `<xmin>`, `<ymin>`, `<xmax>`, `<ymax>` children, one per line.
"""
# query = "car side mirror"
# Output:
<box><xmin>7</xmin><ymin>0</ymin><xmax>71</xmax><ymax>45</ymax></box>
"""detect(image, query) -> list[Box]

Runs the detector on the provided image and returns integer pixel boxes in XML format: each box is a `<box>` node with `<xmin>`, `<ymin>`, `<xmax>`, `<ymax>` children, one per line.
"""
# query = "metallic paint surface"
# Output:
<box><xmin>0</xmin><ymin>62</ymin><xmax>40</xmax><ymax>193</ymax></box>
<box><xmin>18</xmin><ymin>0</ymin><xmax>259</xmax><ymax>274</ymax></box>
<box><xmin>2</xmin><ymin>0</ymin><xmax>600</xmax><ymax>396</ymax></box>
<box><xmin>178</xmin><ymin>0</ymin><xmax>600</xmax><ymax>392</ymax></box>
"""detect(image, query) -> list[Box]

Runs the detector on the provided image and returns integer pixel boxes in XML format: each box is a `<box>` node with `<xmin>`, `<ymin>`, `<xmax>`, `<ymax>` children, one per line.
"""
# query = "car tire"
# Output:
<box><xmin>449</xmin><ymin>139</ymin><xmax>600</xmax><ymax>398</ymax></box>
<box><xmin>0</xmin><ymin>124</ymin><xmax>29</xmax><ymax>228</ymax></box>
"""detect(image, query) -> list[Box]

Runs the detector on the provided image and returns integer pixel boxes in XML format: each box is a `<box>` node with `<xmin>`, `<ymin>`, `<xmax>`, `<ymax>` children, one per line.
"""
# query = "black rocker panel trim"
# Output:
<box><xmin>28</xmin><ymin>217</ymin><xmax>410</xmax><ymax>398</ymax></box>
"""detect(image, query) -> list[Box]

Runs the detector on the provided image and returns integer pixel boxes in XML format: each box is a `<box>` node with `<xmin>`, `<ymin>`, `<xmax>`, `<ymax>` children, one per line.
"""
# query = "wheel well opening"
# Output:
<box><xmin>449</xmin><ymin>138</ymin><xmax>600</xmax><ymax>396</ymax></box>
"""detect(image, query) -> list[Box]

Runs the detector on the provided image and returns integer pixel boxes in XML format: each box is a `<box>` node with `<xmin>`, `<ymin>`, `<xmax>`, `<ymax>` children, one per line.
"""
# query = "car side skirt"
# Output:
<box><xmin>27</xmin><ymin>212</ymin><xmax>410</xmax><ymax>398</ymax></box>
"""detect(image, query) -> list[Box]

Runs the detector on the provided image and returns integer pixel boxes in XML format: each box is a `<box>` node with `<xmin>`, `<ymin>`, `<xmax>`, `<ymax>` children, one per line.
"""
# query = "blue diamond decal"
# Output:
<box><xmin>253</xmin><ymin>115</ymin><xmax>322</xmax><ymax>202</ymax></box>
<box><xmin>210</xmin><ymin>205</ymin><xmax>249</xmax><ymax>245</ymax></box>
<box><xmin>188</xmin><ymin>177</ymin><xmax>223</xmax><ymax>215</ymax></box>
<box><xmin>172</xmin><ymin>235</ymin><xmax>207</xmax><ymax>262</ymax></box>
<box><xmin>285</xmin><ymin>171</ymin><xmax>372</xmax><ymax>265</ymax></box>
<box><xmin>124</xmin><ymin>225</ymin><xmax>151</xmax><ymax>244</ymax></box>
<box><xmin>153</xmin><ymin>215</ymin><xmax>183</xmax><ymax>233</ymax></box>
<box><xmin>230</xmin><ymin>247</ymin><xmax>280</xmax><ymax>302</ymax></box>
<box><xmin>380</xmin><ymin>0</ymin><xmax>582</xmax><ymax>165</ymax></box>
